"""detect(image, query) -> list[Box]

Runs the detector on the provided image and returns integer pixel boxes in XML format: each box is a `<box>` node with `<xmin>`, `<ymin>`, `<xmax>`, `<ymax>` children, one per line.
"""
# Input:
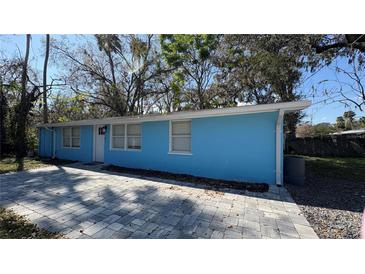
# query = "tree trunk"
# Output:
<box><xmin>107</xmin><ymin>51</ymin><xmax>116</xmax><ymax>85</ymax></box>
<box><xmin>42</xmin><ymin>34</ymin><xmax>50</xmax><ymax>124</ymax></box>
<box><xmin>15</xmin><ymin>34</ymin><xmax>31</xmax><ymax>159</ymax></box>
<box><xmin>284</xmin><ymin>112</ymin><xmax>300</xmax><ymax>140</ymax></box>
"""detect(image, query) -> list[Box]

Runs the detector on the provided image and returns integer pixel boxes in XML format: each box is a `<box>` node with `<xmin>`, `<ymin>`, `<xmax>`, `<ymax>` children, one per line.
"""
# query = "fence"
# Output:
<box><xmin>285</xmin><ymin>135</ymin><xmax>365</xmax><ymax>157</ymax></box>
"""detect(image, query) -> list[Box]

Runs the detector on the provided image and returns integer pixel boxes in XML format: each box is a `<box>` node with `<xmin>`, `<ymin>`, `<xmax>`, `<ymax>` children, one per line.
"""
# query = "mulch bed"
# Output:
<box><xmin>39</xmin><ymin>158</ymin><xmax>78</xmax><ymax>166</ymax></box>
<box><xmin>103</xmin><ymin>165</ymin><xmax>269</xmax><ymax>193</ymax></box>
<box><xmin>0</xmin><ymin>208</ymin><xmax>64</xmax><ymax>239</ymax></box>
<box><xmin>286</xmin><ymin>171</ymin><xmax>365</xmax><ymax>239</ymax></box>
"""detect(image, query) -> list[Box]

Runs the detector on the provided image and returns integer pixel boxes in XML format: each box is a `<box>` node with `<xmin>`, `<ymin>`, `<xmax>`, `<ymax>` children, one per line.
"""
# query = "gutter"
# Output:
<box><xmin>275</xmin><ymin>110</ymin><xmax>285</xmax><ymax>186</ymax></box>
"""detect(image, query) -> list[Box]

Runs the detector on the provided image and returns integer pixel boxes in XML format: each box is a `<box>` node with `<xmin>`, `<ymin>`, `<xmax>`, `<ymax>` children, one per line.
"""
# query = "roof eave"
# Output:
<box><xmin>37</xmin><ymin>100</ymin><xmax>311</xmax><ymax>128</ymax></box>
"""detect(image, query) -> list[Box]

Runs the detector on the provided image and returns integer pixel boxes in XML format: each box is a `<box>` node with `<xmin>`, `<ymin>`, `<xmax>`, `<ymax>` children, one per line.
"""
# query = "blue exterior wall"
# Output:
<box><xmin>39</xmin><ymin>112</ymin><xmax>282</xmax><ymax>184</ymax></box>
<box><xmin>55</xmin><ymin>126</ymin><xmax>93</xmax><ymax>162</ymax></box>
<box><xmin>38</xmin><ymin>128</ymin><xmax>53</xmax><ymax>158</ymax></box>
<box><xmin>104</xmin><ymin>111</ymin><xmax>279</xmax><ymax>184</ymax></box>
<box><xmin>39</xmin><ymin>125</ymin><xmax>94</xmax><ymax>162</ymax></box>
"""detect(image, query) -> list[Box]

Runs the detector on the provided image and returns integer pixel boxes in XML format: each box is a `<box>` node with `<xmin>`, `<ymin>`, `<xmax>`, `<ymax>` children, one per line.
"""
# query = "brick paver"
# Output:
<box><xmin>0</xmin><ymin>163</ymin><xmax>318</xmax><ymax>239</ymax></box>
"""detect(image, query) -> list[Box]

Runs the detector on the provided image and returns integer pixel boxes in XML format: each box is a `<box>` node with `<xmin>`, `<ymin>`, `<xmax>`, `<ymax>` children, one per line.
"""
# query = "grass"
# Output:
<box><xmin>0</xmin><ymin>208</ymin><xmax>63</xmax><ymax>239</ymax></box>
<box><xmin>0</xmin><ymin>156</ymin><xmax>76</xmax><ymax>174</ymax></box>
<box><xmin>303</xmin><ymin>156</ymin><xmax>365</xmax><ymax>182</ymax></box>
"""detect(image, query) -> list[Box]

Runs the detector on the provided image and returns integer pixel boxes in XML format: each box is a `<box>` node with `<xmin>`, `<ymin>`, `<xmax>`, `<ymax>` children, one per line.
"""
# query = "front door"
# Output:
<box><xmin>94</xmin><ymin>125</ymin><xmax>105</xmax><ymax>162</ymax></box>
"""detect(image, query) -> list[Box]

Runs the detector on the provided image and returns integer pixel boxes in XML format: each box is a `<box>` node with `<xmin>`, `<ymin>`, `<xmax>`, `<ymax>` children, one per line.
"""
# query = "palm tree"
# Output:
<box><xmin>343</xmin><ymin>111</ymin><xmax>356</xmax><ymax>130</ymax></box>
<box><xmin>336</xmin><ymin>116</ymin><xmax>345</xmax><ymax>130</ymax></box>
<box><xmin>95</xmin><ymin>34</ymin><xmax>121</xmax><ymax>84</ymax></box>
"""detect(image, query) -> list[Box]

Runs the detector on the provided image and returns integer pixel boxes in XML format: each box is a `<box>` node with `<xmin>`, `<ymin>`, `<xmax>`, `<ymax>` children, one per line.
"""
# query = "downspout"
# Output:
<box><xmin>275</xmin><ymin>109</ymin><xmax>285</xmax><ymax>186</ymax></box>
<box><xmin>44</xmin><ymin>126</ymin><xmax>56</xmax><ymax>159</ymax></box>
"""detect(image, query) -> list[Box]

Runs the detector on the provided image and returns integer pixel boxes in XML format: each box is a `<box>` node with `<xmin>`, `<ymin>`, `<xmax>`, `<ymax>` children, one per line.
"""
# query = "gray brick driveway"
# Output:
<box><xmin>0</xmin><ymin>163</ymin><xmax>318</xmax><ymax>239</ymax></box>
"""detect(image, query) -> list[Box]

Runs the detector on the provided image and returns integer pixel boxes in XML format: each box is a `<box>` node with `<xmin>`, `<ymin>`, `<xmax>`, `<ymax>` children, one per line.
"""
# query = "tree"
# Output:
<box><xmin>313</xmin><ymin>34</ymin><xmax>365</xmax><ymax>54</ymax></box>
<box><xmin>215</xmin><ymin>35</ymin><xmax>325</xmax><ymax>138</ymax></box>
<box><xmin>343</xmin><ymin>110</ymin><xmax>356</xmax><ymax>130</ymax></box>
<box><xmin>0</xmin><ymin>78</ymin><xmax>5</xmax><ymax>156</ymax></box>
<box><xmin>54</xmin><ymin>35</ymin><xmax>168</xmax><ymax>116</ymax></box>
<box><xmin>47</xmin><ymin>92</ymin><xmax>106</xmax><ymax>123</ymax></box>
<box><xmin>336</xmin><ymin>116</ymin><xmax>345</xmax><ymax>130</ymax></box>
<box><xmin>334</xmin><ymin>55</ymin><xmax>364</xmax><ymax>111</ymax></box>
<box><xmin>316</xmin><ymin>52</ymin><xmax>365</xmax><ymax>112</ymax></box>
<box><xmin>0</xmin><ymin>53</ymin><xmax>23</xmax><ymax>156</ymax></box>
<box><xmin>12</xmin><ymin>35</ymin><xmax>46</xmax><ymax>157</ymax></box>
<box><xmin>160</xmin><ymin>34</ymin><xmax>220</xmax><ymax>110</ymax></box>
<box><xmin>359</xmin><ymin>117</ymin><xmax>365</xmax><ymax>128</ymax></box>
<box><xmin>42</xmin><ymin>34</ymin><xmax>50</xmax><ymax>123</ymax></box>
<box><xmin>312</xmin><ymin>123</ymin><xmax>336</xmax><ymax>136</ymax></box>
<box><xmin>95</xmin><ymin>34</ymin><xmax>120</xmax><ymax>85</ymax></box>
<box><xmin>296</xmin><ymin>124</ymin><xmax>314</xmax><ymax>138</ymax></box>
<box><xmin>15</xmin><ymin>35</ymin><xmax>32</xmax><ymax>157</ymax></box>
<box><xmin>296</xmin><ymin>122</ymin><xmax>336</xmax><ymax>137</ymax></box>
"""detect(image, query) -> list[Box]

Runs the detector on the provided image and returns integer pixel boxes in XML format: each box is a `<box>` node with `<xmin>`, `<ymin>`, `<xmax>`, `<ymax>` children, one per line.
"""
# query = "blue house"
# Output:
<box><xmin>37</xmin><ymin>101</ymin><xmax>310</xmax><ymax>186</ymax></box>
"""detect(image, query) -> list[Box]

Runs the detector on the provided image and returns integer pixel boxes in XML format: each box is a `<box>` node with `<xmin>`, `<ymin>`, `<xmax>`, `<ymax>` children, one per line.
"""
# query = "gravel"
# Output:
<box><xmin>286</xmin><ymin>171</ymin><xmax>365</xmax><ymax>239</ymax></box>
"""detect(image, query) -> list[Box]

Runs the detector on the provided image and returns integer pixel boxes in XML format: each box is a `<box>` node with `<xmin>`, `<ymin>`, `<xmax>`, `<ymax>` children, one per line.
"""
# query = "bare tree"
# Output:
<box><xmin>53</xmin><ymin>35</ymin><xmax>170</xmax><ymax>116</ymax></box>
<box><xmin>314</xmin><ymin>34</ymin><xmax>365</xmax><ymax>53</ymax></box>
<box><xmin>316</xmin><ymin>54</ymin><xmax>365</xmax><ymax>111</ymax></box>
<box><xmin>13</xmin><ymin>35</ymin><xmax>58</xmax><ymax>157</ymax></box>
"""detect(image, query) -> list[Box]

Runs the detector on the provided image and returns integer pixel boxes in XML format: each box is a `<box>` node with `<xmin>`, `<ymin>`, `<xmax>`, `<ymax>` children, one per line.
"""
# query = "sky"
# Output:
<box><xmin>1</xmin><ymin>34</ymin><xmax>363</xmax><ymax>124</ymax></box>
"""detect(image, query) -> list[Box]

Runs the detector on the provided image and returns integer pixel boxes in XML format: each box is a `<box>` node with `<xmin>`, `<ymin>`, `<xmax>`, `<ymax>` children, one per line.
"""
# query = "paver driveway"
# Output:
<box><xmin>0</xmin><ymin>163</ymin><xmax>317</xmax><ymax>239</ymax></box>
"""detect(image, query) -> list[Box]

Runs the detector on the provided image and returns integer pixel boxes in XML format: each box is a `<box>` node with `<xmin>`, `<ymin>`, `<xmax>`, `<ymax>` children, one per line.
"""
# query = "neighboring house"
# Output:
<box><xmin>37</xmin><ymin>101</ymin><xmax>310</xmax><ymax>186</ymax></box>
<box><xmin>330</xmin><ymin>128</ymin><xmax>365</xmax><ymax>138</ymax></box>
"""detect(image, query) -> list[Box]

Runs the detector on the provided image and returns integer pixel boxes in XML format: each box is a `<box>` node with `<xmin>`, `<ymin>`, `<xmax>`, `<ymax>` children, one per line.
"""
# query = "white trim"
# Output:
<box><xmin>169</xmin><ymin>119</ymin><xmax>192</xmax><ymax>155</ymax></box>
<box><xmin>168</xmin><ymin>152</ymin><xmax>193</xmax><ymax>156</ymax></box>
<box><xmin>275</xmin><ymin>109</ymin><xmax>285</xmax><ymax>186</ymax></box>
<box><xmin>37</xmin><ymin>101</ymin><xmax>311</xmax><ymax>128</ymax></box>
<box><xmin>126</xmin><ymin>148</ymin><xmax>142</xmax><ymax>152</ymax></box>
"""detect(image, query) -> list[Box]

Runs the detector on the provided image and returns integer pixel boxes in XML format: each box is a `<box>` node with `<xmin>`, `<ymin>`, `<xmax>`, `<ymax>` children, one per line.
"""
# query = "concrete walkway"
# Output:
<box><xmin>0</xmin><ymin>163</ymin><xmax>318</xmax><ymax>239</ymax></box>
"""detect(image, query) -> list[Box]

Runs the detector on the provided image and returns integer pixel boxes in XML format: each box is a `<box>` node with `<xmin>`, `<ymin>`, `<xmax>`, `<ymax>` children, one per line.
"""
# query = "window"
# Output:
<box><xmin>170</xmin><ymin>120</ymin><xmax>191</xmax><ymax>154</ymax></box>
<box><xmin>127</xmin><ymin>124</ymin><xmax>141</xmax><ymax>150</ymax></box>
<box><xmin>63</xmin><ymin>127</ymin><xmax>80</xmax><ymax>148</ymax></box>
<box><xmin>111</xmin><ymin>123</ymin><xmax>141</xmax><ymax>150</ymax></box>
<box><xmin>111</xmin><ymin>124</ymin><xmax>125</xmax><ymax>149</ymax></box>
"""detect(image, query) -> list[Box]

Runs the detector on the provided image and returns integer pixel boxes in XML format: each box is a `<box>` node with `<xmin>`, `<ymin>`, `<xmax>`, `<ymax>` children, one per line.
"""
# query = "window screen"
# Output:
<box><xmin>171</xmin><ymin>121</ymin><xmax>191</xmax><ymax>153</ymax></box>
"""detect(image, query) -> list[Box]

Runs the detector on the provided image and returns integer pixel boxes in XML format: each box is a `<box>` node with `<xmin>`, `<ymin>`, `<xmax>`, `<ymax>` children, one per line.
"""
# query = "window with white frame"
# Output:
<box><xmin>127</xmin><ymin>124</ymin><xmax>141</xmax><ymax>150</ymax></box>
<box><xmin>111</xmin><ymin>124</ymin><xmax>141</xmax><ymax>150</ymax></box>
<box><xmin>170</xmin><ymin>120</ymin><xmax>191</xmax><ymax>153</ymax></box>
<box><xmin>63</xmin><ymin>127</ymin><xmax>80</xmax><ymax>148</ymax></box>
<box><xmin>111</xmin><ymin>124</ymin><xmax>125</xmax><ymax>149</ymax></box>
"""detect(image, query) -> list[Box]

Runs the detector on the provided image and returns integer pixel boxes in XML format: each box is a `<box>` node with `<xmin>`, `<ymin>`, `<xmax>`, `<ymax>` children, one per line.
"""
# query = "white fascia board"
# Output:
<box><xmin>37</xmin><ymin>100</ymin><xmax>311</xmax><ymax>128</ymax></box>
